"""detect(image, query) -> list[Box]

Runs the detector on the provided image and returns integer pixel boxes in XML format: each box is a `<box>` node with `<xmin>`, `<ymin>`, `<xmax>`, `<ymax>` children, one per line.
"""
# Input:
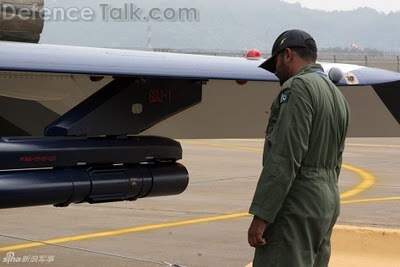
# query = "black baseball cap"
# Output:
<box><xmin>259</xmin><ymin>29</ymin><xmax>317</xmax><ymax>73</ymax></box>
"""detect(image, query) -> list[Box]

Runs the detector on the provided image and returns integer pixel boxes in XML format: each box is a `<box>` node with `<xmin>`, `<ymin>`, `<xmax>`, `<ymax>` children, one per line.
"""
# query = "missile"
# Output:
<box><xmin>0</xmin><ymin>136</ymin><xmax>189</xmax><ymax>209</ymax></box>
<box><xmin>0</xmin><ymin>163</ymin><xmax>188</xmax><ymax>209</ymax></box>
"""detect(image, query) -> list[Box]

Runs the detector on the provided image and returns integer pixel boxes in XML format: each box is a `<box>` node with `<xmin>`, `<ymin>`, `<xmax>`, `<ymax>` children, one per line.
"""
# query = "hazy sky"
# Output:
<box><xmin>282</xmin><ymin>0</ymin><xmax>400</xmax><ymax>13</ymax></box>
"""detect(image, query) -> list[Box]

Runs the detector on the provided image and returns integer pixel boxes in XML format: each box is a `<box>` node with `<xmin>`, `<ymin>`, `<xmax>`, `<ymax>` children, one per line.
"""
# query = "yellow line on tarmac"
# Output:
<box><xmin>0</xmin><ymin>212</ymin><xmax>250</xmax><ymax>252</ymax></box>
<box><xmin>347</xmin><ymin>143</ymin><xmax>400</xmax><ymax>148</ymax></box>
<box><xmin>340</xmin><ymin>164</ymin><xmax>375</xmax><ymax>199</ymax></box>
<box><xmin>201</xmin><ymin>139</ymin><xmax>400</xmax><ymax>149</ymax></box>
<box><xmin>181</xmin><ymin>140</ymin><xmax>262</xmax><ymax>152</ymax></box>
<box><xmin>214</xmin><ymin>139</ymin><xmax>263</xmax><ymax>142</ymax></box>
<box><xmin>181</xmin><ymin>140</ymin><xmax>376</xmax><ymax>199</ymax></box>
<box><xmin>341</xmin><ymin>196</ymin><xmax>400</xmax><ymax>204</ymax></box>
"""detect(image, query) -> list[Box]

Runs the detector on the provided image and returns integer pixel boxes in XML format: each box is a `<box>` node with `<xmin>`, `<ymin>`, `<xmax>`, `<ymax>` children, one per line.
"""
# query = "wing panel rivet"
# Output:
<box><xmin>132</xmin><ymin>104</ymin><xmax>143</xmax><ymax>114</ymax></box>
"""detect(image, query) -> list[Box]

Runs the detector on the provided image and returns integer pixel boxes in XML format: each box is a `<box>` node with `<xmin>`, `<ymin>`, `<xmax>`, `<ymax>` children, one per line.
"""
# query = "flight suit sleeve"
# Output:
<box><xmin>249</xmin><ymin>81</ymin><xmax>313</xmax><ymax>223</ymax></box>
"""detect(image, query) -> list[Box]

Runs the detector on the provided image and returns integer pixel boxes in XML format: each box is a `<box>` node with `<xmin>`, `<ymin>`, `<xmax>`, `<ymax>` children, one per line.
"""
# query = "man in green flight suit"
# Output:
<box><xmin>247</xmin><ymin>29</ymin><xmax>350</xmax><ymax>266</ymax></box>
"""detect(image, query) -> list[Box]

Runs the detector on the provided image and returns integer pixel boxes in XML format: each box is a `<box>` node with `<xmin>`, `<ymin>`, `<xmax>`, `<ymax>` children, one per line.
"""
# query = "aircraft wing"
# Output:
<box><xmin>2</xmin><ymin>41</ymin><xmax>397</xmax><ymax>128</ymax></box>
<box><xmin>1</xmin><ymin>41</ymin><xmax>400</xmax><ymax>86</ymax></box>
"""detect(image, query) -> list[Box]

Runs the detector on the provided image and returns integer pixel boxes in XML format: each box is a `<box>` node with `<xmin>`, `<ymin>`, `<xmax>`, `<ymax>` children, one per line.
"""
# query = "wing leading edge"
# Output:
<box><xmin>0</xmin><ymin>41</ymin><xmax>277</xmax><ymax>82</ymax></box>
<box><xmin>1</xmin><ymin>41</ymin><xmax>400</xmax><ymax>86</ymax></box>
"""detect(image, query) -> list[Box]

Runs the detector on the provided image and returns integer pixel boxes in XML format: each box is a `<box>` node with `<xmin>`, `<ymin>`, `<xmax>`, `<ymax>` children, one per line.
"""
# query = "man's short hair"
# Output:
<box><xmin>290</xmin><ymin>39</ymin><xmax>318</xmax><ymax>62</ymax></box>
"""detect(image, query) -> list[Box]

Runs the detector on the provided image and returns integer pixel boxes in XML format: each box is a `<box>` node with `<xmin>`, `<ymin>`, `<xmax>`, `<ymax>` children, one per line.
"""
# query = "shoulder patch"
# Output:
<box><xmin>280</xmin><ymin>92</ymin><xmax>290</xmax><ymax>104</ymax></box>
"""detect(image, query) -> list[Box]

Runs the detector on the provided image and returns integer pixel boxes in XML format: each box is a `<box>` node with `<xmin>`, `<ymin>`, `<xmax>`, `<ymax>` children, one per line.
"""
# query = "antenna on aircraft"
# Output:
<box><xmin>146</xmin><ymin>17</ymin><xmax>153</xmax><ymax>50</ymax></box>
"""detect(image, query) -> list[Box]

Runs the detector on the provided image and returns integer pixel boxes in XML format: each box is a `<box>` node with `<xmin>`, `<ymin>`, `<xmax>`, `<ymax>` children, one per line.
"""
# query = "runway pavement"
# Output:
<box><xmin>0</xmin><ymin>138</ymin><xmax>399</xmax><ymax>267</ymax></box>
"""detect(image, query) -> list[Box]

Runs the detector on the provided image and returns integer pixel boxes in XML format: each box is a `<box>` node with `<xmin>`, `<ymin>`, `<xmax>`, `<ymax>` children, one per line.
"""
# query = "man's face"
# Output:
<box><xmin>274</xmin><ymin>50</ymin><xmax>291</xmax><ymax>86</ymax></box>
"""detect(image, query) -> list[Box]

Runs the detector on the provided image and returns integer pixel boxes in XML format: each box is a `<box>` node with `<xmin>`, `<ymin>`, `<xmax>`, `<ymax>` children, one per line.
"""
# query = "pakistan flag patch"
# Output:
<box><xmin>280</xmin><ymin>92</ymin><xmax>290</xmax><ymax>104</ymax></box>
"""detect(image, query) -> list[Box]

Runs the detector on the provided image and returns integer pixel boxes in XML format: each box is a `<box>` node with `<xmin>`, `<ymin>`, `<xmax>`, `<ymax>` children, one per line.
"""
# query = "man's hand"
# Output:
<box><xmin>248</xmin><ymin>215</ymin><xmax>268</xmax><ymax>247</ymax></box>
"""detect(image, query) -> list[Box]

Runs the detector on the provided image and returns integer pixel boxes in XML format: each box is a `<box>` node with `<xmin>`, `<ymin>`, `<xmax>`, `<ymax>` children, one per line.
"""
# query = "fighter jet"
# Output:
<box><xmin>0</xmin><ymin>1</ymin><xmax>398</xmax><ymax>210</ymax></box>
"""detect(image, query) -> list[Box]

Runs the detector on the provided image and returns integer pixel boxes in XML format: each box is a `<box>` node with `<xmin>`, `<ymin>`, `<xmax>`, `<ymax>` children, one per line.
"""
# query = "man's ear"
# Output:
<box><xmin>283</xmin><ymin>48</ymin><xmax>293</xmax><ymax>63</ymax></box>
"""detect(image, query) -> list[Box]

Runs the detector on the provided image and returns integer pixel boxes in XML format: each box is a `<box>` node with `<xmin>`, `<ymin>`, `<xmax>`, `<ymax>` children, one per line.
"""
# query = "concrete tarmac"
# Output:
<box><xmin>0</xmin><ymin>138</ymin><xmax>399</xmax><ymax>266</ymax></box>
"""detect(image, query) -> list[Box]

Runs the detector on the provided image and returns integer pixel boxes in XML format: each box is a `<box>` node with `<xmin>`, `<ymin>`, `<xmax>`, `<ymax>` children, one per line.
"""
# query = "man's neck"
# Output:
<box><xmin>291</xmin><ymin>61</ymin><xmax>314</xmax><ymax>76</ymax></box>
